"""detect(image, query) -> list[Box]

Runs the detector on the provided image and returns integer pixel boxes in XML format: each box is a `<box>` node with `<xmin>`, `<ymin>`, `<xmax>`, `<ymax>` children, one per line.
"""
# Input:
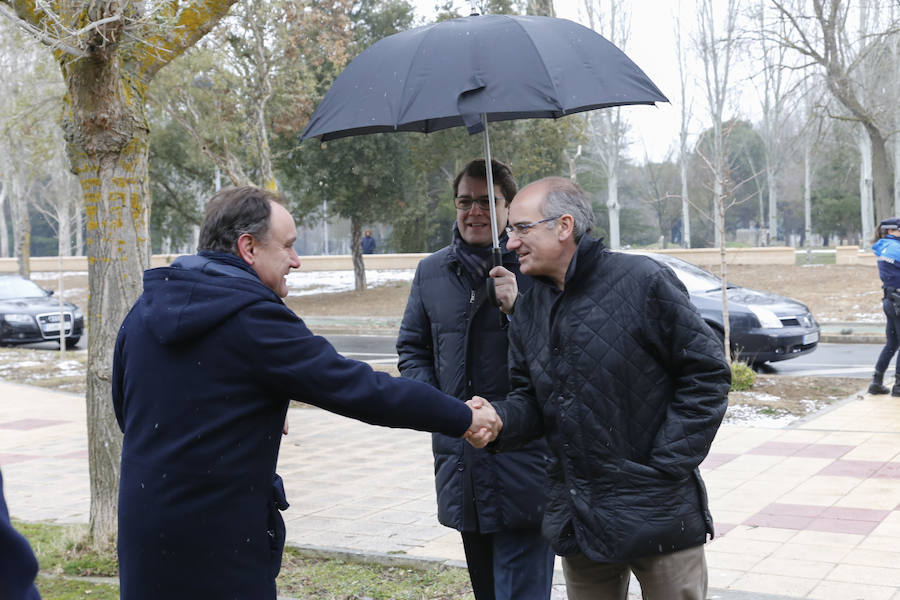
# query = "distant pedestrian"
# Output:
<box><xmin>868</xmin><ymin>217</ymin><xmax>900</xmax><ymax>395</ymax></box>
<box><xmin>361</xmin><ymin>229</ymin><xmax>376</xmax><ymax>254</ymax></box>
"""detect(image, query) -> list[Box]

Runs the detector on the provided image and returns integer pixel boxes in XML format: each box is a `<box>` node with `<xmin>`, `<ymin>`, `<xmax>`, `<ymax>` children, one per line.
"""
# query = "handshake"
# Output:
<box><xmin>464</xmin><ymin>396</ymin><xmax>502</xmax><ymax>448</ymax></box>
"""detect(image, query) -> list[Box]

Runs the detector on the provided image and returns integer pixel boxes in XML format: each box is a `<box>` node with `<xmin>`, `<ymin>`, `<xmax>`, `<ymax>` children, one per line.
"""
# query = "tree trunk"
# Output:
<box><xmin>10</xmin><ymin>171</ymin><xmax>30</xmax><ymax>278</ymax></box>
<box><xmin>767</xmin><ymin>158</ymin><xmax>778</xmax><ymax>243</ymax></box>
<box><xmin>804</xmin><ymin>141</ymin><xmax>812</xmax><ymax>264</ymax></box>
<box><xmin>680</xmin><ymin>155</ymin><xmax>691</xmax><ymax>248</ymax></box>
<box><xmin>859</xmin><ymin>124</ymin><xmax>874</xmax><ymax>249</ymax></box>
<box><xmin>866</xmin><ymin>123</ymin><xmax>893</xmax><ymax>225</ymax></box>
<box><xmin>350</xmin><ymin>216</ymin><xmax>365</xmax><ymax>291</ymax></box>
<box><xmin>718</xmin><ymin>193</ymin><xmax>730</xmax><ymax>365</ymax></box>
<box><xmin>58</xmin><ymin>197</ymin><xmax>72</xmax><ymax>257</ymax></box>
<box><xmin>607</xmin><ymin>172</ymin><xmax>620</xmax><ymax>249</ymax></box>
<box><xmin>0</xmin><ymin>184</ymin><xmax>8</xmax><ymax>258</ymax></box>
<box><xmin>61</xmin><ymin>58</ymin><xmax>152</xmax><ymax>544</ymax></box>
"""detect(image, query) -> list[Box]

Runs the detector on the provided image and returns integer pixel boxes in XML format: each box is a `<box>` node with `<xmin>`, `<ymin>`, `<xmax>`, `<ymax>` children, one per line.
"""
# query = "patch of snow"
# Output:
<box><xmin>29</xmin><ymin>271</ymin><xmax>88</xmax><ymax>280</ymax></box>
<box><xmin>734</xmin><ymin>392</ymin><xmax>781</xmax><ymax>403</ymax></box>
<box><xmin>724</xmin><ymin>404</ymin><xmax>797</xmax><ymax>428</ymax></box>
<box><xmin>286</xmin><ymin>269</ymin><xmax>414</xmax><ymax>296</ymax></box>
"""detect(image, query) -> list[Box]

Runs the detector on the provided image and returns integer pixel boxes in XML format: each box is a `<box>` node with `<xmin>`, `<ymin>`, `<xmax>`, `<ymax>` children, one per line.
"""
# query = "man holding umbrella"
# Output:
<box><xmin>397</xmin><ymin>159</ymin><xmax>554</xmax><ymax>600</ymax></box>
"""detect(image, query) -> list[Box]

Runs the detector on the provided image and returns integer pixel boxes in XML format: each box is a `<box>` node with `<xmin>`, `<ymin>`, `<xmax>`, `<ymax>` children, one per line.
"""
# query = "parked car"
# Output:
<box><xmin>634</xmin><ymin>252</ymin><xmax>819</xmax><ymax>365</ymax></box>
<box><xmin>0</xmin><ymin>274</ymin><xmax>84</xmax><ymax>349</ymax></box>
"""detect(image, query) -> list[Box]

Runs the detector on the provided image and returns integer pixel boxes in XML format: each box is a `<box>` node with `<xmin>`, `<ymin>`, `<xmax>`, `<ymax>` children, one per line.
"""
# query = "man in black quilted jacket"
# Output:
<box><xmin>471</xmin><ymin>177</ymin><xmax>730</xmax><ymax>600</ymax></box>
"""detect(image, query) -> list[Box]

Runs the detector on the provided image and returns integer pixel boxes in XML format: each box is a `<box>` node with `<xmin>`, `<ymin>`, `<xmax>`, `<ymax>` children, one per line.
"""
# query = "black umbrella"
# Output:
<box><xmin>301</xmin><ymin>13</ymin><xmax>667</xmax><ymax>300</ymax></box>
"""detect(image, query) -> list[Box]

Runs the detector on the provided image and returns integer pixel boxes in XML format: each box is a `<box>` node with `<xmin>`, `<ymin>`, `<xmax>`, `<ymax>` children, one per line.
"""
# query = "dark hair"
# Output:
<box><xmin>539</xmin><ymin>177</ymin><xmax>594</xmax><ymax>242</ymax></box>
<box><xmin>452</xmin><ymin>159</ymin><xmax>518</xmax><ymax>206</ymax></box>
<box><xmin>873</xmin><ymin>217</ymin><xmax>900</xmax><ymax>244</ymax></box>
<box><xmin>198</xmin><ymin>186</ymin><xmax>284</xmax><ymax>255</ymax></box>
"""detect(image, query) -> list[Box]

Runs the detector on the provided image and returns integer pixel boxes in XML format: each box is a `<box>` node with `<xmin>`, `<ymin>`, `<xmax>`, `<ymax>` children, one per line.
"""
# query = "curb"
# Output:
<box><xmin>819</xmin><ymin>333</ymin><xmax>884</xmax><ymax>344</ymax></box>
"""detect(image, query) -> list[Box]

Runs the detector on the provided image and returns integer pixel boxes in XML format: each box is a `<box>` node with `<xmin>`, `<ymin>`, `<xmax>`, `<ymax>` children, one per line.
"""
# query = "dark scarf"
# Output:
<box><xmin>450</xmin><ymin>223</ymin><xmax>508</xmax><ymax>281</ymax></box>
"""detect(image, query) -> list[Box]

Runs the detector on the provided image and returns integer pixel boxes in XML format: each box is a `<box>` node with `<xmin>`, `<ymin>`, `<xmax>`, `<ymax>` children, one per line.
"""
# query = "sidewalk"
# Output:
<box><xmin>3</xmin><ymin>380</ymin><xmax>900</xmax><ymax>599</ymax></box>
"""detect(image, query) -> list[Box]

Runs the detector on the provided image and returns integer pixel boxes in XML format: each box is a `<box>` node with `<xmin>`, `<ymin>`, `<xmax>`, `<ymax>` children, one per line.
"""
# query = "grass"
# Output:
<box><xmin>12</xmin><ymin>521</ymin><xmax>474</xmax><ymax>600</ymax></box>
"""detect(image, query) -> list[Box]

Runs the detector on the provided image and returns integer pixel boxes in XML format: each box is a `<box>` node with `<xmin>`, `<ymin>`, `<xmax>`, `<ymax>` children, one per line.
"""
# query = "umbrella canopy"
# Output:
<box><xmin>300</xmin><ymin>13</ymin><xmax>668</xmax><ymax>142</ymax></box>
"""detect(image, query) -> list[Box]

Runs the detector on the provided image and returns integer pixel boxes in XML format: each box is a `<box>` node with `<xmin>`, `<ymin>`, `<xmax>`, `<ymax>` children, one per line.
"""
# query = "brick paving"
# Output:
<box><xmin>4</xmin><ymin>379</ymin><xmax>899</xmax><ymax>599</ymax></box>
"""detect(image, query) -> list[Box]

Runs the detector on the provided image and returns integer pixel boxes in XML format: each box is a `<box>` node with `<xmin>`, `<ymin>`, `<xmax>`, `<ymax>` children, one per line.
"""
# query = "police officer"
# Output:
<box><xmin>869</xmin><ymin>217</ymin><xmax>900</xmax><ymax>395</ymax></box>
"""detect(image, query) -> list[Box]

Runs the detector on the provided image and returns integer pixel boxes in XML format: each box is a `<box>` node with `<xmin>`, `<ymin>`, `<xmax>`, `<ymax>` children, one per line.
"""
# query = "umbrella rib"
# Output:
<box><xmin>506</xmin><ymin>16</ymin><xmax>565</xmax><ymax>115</ymax></box>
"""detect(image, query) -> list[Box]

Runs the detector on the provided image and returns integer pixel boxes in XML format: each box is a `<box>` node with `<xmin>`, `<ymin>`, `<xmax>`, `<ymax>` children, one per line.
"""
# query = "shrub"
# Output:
<box><xmin>730</xmin><ymin>360</ymin><xmax>756</xmax><ymax>391</ymax></box>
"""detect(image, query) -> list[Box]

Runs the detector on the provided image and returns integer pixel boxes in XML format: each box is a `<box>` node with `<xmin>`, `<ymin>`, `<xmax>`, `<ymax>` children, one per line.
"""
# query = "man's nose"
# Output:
<box><xmin>290</xmin><ymin>249</ymin><xmax>301</xmax><ymax>268</ymax></box>
<box><xmin>468</xmin><ymin>201</ymin><xmax>488</xmax><ymax>215</ymax></box>
<box><xmin>506</xmin><ymin>233</ymin><xmax>521</xmax><ymax>249</ymax></box>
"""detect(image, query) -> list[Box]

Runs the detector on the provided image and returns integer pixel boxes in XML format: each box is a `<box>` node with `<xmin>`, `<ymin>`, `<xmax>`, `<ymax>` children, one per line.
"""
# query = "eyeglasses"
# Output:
<box><xmin>504</xmin><ymin>215</ymin><xmax>562</xmax><ymax>237</ymax></box>
<box><xmin>455</xmin><ymin>195</ymin><xmax>504</xmax><ymax>211</ymax></box>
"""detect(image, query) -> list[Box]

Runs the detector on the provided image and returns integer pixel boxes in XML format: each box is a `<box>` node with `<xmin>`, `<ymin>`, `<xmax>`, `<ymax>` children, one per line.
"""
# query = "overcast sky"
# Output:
<box><xmin>409</xmin><ymin>0</ymin><xmax>764</xmax><ymax>164</ymax></box>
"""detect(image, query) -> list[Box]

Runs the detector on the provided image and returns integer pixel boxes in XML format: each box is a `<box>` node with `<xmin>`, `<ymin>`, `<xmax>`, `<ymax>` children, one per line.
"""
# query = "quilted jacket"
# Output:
<box><xmin>397</xmin><ymin>240</ymin><xmax>551</xmax><ymax>533</ymax></box>
<box><xmin>491</xmin><ymin>236</ymin><xmax>730</xmax><ymax>563</ymax></box>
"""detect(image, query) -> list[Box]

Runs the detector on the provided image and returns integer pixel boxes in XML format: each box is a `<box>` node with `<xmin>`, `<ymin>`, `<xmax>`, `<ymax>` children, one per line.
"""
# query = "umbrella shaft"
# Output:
<box><xmin>481</xmin><ymin>113</ymin><xmax>501</xmax><ymax>256</ymax></box>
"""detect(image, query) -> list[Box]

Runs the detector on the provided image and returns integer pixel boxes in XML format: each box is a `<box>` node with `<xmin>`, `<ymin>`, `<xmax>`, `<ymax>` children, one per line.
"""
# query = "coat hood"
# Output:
<box><xmin>138</xmin><ymin>251</ymin><xmax>279</xmax><ymax>345</ymax></box>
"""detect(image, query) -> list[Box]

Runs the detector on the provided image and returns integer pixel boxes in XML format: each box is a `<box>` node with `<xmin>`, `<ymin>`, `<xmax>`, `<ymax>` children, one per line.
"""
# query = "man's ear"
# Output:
<box><xmin>237</xmin><ymin>233</ymin><xmax>255</xmax><ymax>265</ymax></box>
<box><xmin>557</xmin><ymin>214</ymin><xmax>575</xmax><ymax>242</ymax></box>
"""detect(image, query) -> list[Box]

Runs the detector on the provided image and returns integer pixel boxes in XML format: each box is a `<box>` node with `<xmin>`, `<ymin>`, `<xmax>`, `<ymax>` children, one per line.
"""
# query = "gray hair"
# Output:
<box><xmin>540</xmin><ymin>177</ymin><xmax>594</xmax><ymax>242</ymax></box>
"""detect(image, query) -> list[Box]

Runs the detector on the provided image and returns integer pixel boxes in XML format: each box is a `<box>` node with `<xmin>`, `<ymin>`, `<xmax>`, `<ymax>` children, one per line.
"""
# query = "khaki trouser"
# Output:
<box><xmin>561</xmin><ymin>544</ymin><xmax>708</xmax><ymax>600</ymax></box>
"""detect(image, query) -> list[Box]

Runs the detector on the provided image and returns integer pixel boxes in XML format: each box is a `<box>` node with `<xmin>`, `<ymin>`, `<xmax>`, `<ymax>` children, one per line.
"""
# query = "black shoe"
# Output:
<box><xmin>893</xmin><ymin>385</ymin><xmax>900</xmax><ymax>397</ymax></box>
<box><xmin>869</xmin><ymin>382</ymin><xmax>890</xmax><ymax>395</ymax></box>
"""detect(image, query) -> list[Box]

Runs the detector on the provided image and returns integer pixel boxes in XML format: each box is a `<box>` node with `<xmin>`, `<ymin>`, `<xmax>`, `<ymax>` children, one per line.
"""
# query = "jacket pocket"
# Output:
<box><xmin>268</xmin><ymin>475</ymin><xmax>289</xmax><ymax>578</ymax></box>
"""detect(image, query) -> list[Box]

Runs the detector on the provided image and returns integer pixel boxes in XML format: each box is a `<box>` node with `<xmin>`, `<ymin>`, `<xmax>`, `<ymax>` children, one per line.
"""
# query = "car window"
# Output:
<box><xmin>0</xmin><ymin>277</ymin><xmax>48</xmax><ymax>300</ymax></box>
<box><xmin>664</xmin><ymin>263</ymin><xmax>723</xmax><ymax>293</ymax></box>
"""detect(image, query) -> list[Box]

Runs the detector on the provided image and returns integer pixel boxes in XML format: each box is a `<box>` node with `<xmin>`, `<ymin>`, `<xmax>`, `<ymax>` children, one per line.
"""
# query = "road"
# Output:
<box><xmin>23</xmin><ymin>334</ymin><xmax>882</xmax><ymax>380</ymax></box>
<box><xmin>761</xmin><ymin>342</ymin><xmax>882</xmax><ymax>379</ymax></box>
<box><xmin>325</xmin><ymin>334</ymin><xmax>882</xmax><ymax>380</ymax></box>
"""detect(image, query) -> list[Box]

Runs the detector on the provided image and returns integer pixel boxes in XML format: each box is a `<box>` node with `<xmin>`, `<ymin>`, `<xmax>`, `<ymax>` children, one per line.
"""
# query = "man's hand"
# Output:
<box><xmin>464</xmin><ymin>396</ymin><xmax>502</xmax><ymax>448</ymax></box>
<box><xmin>489</xmin><ymin>266</ymin><xmax>518</xmax><ymax>314</ymax></box>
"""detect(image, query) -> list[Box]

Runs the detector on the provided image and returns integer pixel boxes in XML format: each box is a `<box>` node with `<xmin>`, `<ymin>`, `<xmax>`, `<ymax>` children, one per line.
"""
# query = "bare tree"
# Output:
<box><xmin>751</xmin><ymin>0</ymin><xmax>800</xmax><ymax>244</ymax></box>
<box><xmin>0</xmin><ymin>183</ymin><xmax>7</xmax><ymax>257</ymax></box>
<box><xmin>696</xmin><ymin>0</ymin><xmax>743</xmax><ymax>362</ymax></box>
<box><xmin>675</xmin><ymin>0</ymin><xmax>694</xmax><ymax>248</ymax></box>
<box><xmin>772</xmin><ymin>0</ymin><xmax>898</xmax><ymax>225</ymax></box>
<box><xmin>582</xmin><ymin>0</ymin><xmax>630</xmax><ymax>249</ymax></box>
<box><xmin>0</xmin><ymin>0</ymin><xmax>240</xmax><ymax>547</ymax></box>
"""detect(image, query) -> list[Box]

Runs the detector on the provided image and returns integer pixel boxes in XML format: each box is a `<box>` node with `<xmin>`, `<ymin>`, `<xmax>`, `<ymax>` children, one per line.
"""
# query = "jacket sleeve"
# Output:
<box><xmin>396</xmin><ymin>265</ymin><xmax>439</xmax><ymax>388</ymax></box>
<box><xmin>490</xmin><ymin>315</ymin><xmax>545</xmax><ymax>451</ymax></box>
<box><xmin>241</xmin><ymin>301</ymin><xmax>472</xmax><ymax>438</ymax></box>
<box><xmin>644</xmin><ymin>269</ymin><xmax>730</xmax><ymax>479</ymax></box>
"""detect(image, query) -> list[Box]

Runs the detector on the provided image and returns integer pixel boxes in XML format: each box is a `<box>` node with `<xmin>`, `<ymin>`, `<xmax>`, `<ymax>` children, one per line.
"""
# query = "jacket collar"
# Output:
<box><xmin>532</xmin><ymin>235</ymin><xmax>606</xmax><ymax>291</ymax></box>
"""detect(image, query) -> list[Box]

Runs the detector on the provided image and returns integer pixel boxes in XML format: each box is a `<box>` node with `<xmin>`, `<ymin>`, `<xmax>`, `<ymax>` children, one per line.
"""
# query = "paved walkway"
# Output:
<box><xmin>3</xmin><ymin>379</ymin><xmax>900</xmax><ymax>599</ymax></box>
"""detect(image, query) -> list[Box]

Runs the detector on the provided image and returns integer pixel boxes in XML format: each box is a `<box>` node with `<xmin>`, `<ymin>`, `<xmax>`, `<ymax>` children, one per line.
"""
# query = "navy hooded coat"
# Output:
<box><xmin>112</xmin><ymin>252</ymin><xmax>472</xmax><ymax>599</ymax></box>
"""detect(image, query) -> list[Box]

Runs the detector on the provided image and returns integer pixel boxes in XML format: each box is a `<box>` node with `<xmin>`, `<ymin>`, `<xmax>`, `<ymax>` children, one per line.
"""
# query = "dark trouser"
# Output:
<box><xmin>461</xmin><ymin>529</ymin><xmax>555</xmax><ymax>600</ymax></box>
<box><xmin>561</xmin><ymin>545</ymin><xmax>707</xmax><ymax>600</ymax></box>
<box><xmin>875</xmin><ymin>297</ymin><xmax>900</xmax><ymax>375</ymax></box>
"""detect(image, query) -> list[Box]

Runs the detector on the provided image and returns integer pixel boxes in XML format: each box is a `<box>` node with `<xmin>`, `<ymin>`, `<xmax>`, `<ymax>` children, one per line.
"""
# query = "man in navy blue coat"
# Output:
<box><xmin>112</xmin><ymin>186</ymin><xmax>500</xmax><ymax>600</ymax></box>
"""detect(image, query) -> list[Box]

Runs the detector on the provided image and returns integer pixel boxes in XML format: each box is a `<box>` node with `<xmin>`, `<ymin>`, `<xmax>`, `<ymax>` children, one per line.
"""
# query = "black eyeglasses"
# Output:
<box><xmin>455</xmin><ymin>195</ymin><xmax>504</xmax><ymax>211</ymax></box>
<box><xmin>504</xmin><ymin>215</ymin><xmax>562</xmax><ymax>237</ymax></box>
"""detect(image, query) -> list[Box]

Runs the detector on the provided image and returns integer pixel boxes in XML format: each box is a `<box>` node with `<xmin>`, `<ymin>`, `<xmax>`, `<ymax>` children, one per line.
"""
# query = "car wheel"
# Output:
<box><xmin>63</xmin><ymin>337</ymin><xmax>81</xmax><ymax>350</ymax></box>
